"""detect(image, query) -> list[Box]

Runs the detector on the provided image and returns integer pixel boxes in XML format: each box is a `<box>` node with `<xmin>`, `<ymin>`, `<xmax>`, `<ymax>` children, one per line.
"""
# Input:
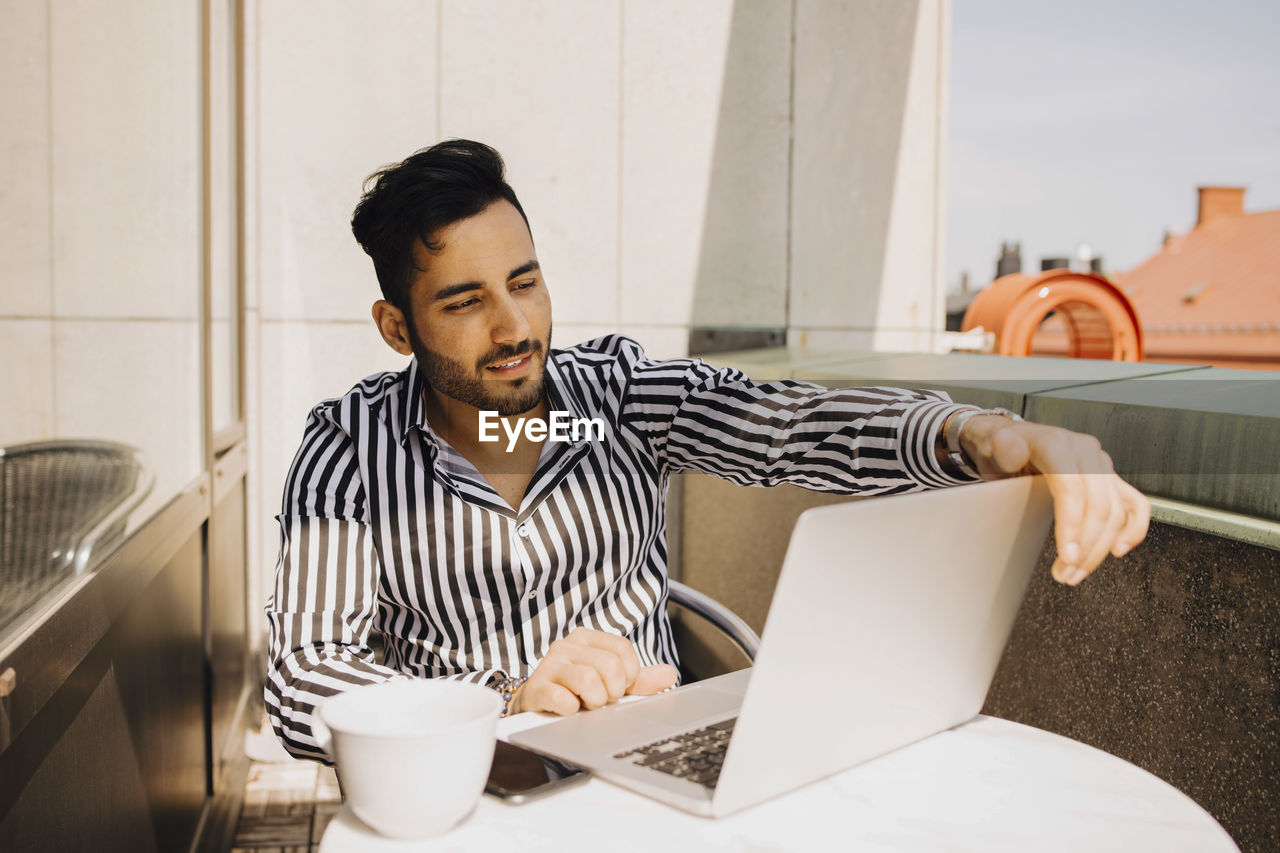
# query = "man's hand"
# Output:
<box><xmin>508</xmin><ymin>627</ymin><xmax>678</xmax><ymax>716</ymax></box>
<box><xmin>959</xmin><ymin>416</ymin><xmax>1151</xmax><ymax>586</ymax></box>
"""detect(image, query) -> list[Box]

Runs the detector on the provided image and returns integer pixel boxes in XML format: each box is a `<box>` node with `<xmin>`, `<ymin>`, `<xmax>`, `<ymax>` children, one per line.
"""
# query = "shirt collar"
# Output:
<box><xmin>399</xmin><ymin>357</ymin><xmax>428</xmax><ymax>446</ymax></box>
<box><xmin>543</xmin><ymin>350</ymin><xmax>584</xmax><ymax>410</ymax></box>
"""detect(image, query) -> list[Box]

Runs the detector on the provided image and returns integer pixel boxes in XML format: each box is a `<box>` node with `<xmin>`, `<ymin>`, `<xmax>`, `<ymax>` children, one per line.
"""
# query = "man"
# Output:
<box><xmin>267</xmin><ymin>139</ymin><xmax>1149</xmax><ymax>760</ymax></box>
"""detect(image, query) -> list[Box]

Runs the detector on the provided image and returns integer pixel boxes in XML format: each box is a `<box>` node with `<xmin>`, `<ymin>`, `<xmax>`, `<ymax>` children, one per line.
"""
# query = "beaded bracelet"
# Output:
<box><xmin>489</xmin><ymin>674</ymin><xmax>528</xmax><ymax>717</ymax></box>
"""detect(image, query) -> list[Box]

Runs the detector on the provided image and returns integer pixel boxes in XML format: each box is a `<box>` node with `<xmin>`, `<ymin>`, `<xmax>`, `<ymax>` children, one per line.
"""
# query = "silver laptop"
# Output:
<box><xmin>511</xmin><ymin>476</ymin><xmax>1054</xmax><ymax>817</ymax></box>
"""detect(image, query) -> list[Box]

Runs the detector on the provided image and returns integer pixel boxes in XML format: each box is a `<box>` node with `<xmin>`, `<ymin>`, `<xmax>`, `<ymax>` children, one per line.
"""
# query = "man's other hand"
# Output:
<box><xmin>508</xmin><ymin>628</ymin><xmax>678</xmax><ymax>716</ymax></box>
<box><xmin>959</xmin><ymin>416</ymin><xmax>1151</xmax><ymax>587</ymax></box>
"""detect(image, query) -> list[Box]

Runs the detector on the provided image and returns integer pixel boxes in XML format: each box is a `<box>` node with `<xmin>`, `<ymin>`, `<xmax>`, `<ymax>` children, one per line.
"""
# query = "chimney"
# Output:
<box><xmin>995</xmin><ymin>241</ymin><xmax>1022</xmax><ymax>279</ymax></box>
<box><xmin>1197</xmin><ymin>186</ymin><xmax>1245</xmax><ymax>227</ymax></box>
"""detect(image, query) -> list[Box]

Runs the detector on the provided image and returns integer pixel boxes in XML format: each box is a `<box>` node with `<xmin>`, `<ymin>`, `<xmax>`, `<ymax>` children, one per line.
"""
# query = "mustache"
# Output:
<box><xmin>477</xmin><ymin>339</ymin><xmax>542</xmax><ymax>370</ymax></box>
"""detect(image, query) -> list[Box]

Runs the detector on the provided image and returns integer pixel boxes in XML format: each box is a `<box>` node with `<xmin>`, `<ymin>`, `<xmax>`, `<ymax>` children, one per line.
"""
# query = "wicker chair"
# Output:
<box><xmin>0</xmin><ymin>440</ymin><xmax>152</xmax><ymax>633</ymax></box>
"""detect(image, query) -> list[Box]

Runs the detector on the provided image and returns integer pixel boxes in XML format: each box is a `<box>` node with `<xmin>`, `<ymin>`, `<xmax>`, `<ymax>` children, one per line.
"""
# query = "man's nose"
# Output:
<box><xmin>490</xmin><ymin>291</ymin><xmax>532</xmax><ymax>344</ymax></box>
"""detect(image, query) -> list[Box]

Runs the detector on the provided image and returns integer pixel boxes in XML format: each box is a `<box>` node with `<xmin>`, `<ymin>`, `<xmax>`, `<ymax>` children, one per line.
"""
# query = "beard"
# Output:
<box><xmin>407</xmin><ymin>322</ymin><xmax>552</xmax><ymax>417</ymax></box>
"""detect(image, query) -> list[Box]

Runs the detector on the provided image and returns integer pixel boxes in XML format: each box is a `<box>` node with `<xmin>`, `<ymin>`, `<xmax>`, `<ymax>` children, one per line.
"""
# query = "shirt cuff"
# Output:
<box><xmin>897</xmin><ymin>399</ymin><xmax>985</xmax><ymax>488</ymax></box>
<box><xmin>439</xmin><ymin>668</ymin><xmax>510</xmax><ymax>688</ymax></box>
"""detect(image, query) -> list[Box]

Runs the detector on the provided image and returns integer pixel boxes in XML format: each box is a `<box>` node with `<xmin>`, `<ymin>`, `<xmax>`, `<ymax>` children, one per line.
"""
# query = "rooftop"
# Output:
<box><xmin>1116</xmin><ymin>187</ymin><xmax>1280</xmax><ymax>367</ymax></box>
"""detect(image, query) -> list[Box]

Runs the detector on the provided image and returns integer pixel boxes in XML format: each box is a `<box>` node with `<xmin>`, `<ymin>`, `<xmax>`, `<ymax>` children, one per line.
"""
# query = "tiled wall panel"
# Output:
<box><xmin>53</xmin><ymin>319</ymin><xmax>202</xmax><ymax>521</ymax></box>
<box><xmin>439</xmin><ymin>0</ymin><xmax>621</xmax><ymax>327</ymax></box>
<box><xmin>790</xmin><ymin>0</ymin><xmax>945</xmax><ymax>352</ymax></box>
<box><xmin>0</xmin><ymin>0</ymin><xmax>51</xmax><ymax>318</ymax></box>
<box><xmin>0</xmin><ymin>320</ymin><xmax>54</xmax><ymax>446</ymax></box>
<box><xmin>873</xmin><ymin>0</ymin><xmax>947</xmax><ymax>348</ymax></box>
<box><xmin>257</xmin><ymin>0</ymin><xmax>438</xmax><ymax>322</ymax></box>
<box><xmin>617</xmin><ymin>0</ymin><xmax>787</xmax><ymax>332</ymax></box>
<box><xmin>50</xmin><ymin>0</ymin><xmax>201</xmax><ymax>321</ymax></box>
<box><xmin>619</xmin><ymin>0</ymin><xmax>732</xmax><ymax>328</ymax></box>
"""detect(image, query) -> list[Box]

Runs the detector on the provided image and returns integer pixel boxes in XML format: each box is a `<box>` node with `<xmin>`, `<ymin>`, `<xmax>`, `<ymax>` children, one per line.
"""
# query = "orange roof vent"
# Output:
<box><xmin>961</xmin><ymin>270</ymin><xmax>1144</xmax><ymax>361</ymax></box>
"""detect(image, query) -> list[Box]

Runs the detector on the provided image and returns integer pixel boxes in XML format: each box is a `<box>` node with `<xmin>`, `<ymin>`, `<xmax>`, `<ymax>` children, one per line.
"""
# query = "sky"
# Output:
<box><xmin>947</xmin><ymin>0</ymin><xmax>1280</xmax><ymax>291</ymax></box>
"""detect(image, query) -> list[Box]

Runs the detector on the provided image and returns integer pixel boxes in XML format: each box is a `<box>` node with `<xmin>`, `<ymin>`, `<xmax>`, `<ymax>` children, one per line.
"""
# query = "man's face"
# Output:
<box><xmin>403</xmin><ymin>200</ymin><xmax>552</xmax><ymax>418</ymax></box>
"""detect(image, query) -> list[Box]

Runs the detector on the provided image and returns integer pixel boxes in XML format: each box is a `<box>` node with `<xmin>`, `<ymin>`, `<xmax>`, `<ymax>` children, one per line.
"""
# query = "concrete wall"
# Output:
<box><xmin>0</xmin><ymin>0</ymin><xmax>205</xmax><ymax>523</ymax></box>
<box><xmin>790</xmin><ymin>0</ymin><xmax>951</xmax><ymax>352</ymax></box>
<box><xmin>242</xmin><ymin>0</ymin><xmax>952</xmax><ymax>636</ymax></box>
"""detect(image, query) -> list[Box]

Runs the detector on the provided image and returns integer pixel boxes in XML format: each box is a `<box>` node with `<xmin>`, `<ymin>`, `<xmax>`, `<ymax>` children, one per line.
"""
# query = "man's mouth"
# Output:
<box><xmin>484</xmin><ymin>354</ymin><xmax>533</xmax><ymax>375</ymax></box>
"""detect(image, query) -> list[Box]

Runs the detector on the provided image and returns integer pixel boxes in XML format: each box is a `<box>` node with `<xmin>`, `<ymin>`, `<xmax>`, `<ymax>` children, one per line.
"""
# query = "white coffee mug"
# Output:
<box><xmin>316</xmin><ymin>679</ymin><xmax>502</xmax><ymax>839</ymax></box>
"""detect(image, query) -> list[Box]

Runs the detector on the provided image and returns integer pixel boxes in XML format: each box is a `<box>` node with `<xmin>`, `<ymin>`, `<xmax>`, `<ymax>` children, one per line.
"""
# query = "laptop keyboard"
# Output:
<box><xmin>612</xmin><ymin>718</ymin><xmax>737</xmax><ymax>788</ymax></box>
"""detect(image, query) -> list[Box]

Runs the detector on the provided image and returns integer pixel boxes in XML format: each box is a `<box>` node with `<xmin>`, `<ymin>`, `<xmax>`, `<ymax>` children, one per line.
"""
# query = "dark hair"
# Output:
<box><xmin>351</xmin><ymin>139</ymin><xmax>530</xmax><ymax>311</ymax></box>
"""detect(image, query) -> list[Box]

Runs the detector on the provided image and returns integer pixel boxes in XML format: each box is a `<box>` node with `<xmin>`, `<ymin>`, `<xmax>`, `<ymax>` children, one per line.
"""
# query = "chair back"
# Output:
<box><xmin>0</xmin><ymin>440</ymin><xmax>152</xmax><ymax>632</ymax></box>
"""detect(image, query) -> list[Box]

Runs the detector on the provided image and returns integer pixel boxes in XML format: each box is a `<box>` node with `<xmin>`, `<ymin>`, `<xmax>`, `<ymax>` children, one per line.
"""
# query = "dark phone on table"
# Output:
<box><xmin>485</xmin><ymin>740</ymin><xmax>589</xmax><ymax>803</ymax></box>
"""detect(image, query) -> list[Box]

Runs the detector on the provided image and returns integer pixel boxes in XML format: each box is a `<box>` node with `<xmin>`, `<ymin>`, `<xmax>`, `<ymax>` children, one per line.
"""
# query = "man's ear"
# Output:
<box><xmin>372</xmin><ymin>300</ymin><xmax>414</xmax><ymax>356</ymax></box>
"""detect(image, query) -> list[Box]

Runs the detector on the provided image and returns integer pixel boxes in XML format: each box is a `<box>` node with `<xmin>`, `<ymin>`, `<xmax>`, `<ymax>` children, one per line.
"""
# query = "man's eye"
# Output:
<box><xmin>445</xmin><ymin>298</ymin><xmax>477</xmax><ymax>312</ymax></box>
<box><xmin>513</xmin><ymin>280</ymin><xmax>537</xmax><ymax>291</ymax></box>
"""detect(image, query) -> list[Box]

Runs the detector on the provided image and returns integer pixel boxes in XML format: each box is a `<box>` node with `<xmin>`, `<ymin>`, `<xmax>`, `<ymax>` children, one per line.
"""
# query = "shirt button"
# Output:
<box><xmin>517</xmin><ymin>524</ymin><xmax>531</xmax><ymax>539</ymax></box>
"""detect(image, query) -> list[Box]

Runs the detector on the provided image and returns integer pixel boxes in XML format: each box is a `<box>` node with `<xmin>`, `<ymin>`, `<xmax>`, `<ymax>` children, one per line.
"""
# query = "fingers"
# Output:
<box><xmin>1074</xmin><ymin>475</ymin><xmax>1127</xmax><ymax>581</ymax></box>
<box><xmin>518</xmin><ymin>678</ymin><xmax>584</xmax><ymax>716</ymax></box>
<box><xmin>1069</xmin><ymin>450</ymin><xmax>1115</xmax><ymax>571</ymax></box>
<box><xmin>1024</xmin><ymin>431</ymin><xmax>1088</xmax><ymax>581</ymax></box>
<box><xmin>625</xmin><ymin>664</ymin><xmax>679</xmax><ymax>696</ymax></box>
<box><xmin>517</xmin><ymin>628</ymin><xmax>665</xmax><ymax>715</ymax></box>
<box><xmin>557</xmin><ymin>643</ymin><xmax>631</xmax><ymax>701</ymax></box>
<box><xmin>1112</xmin><ymin>481</ymin><xmax>1151</xmax><ymax>558</ymax></box>
<box><xmin>556</xmin><ymin>661</ymin><xmax>613</xmax><ymax>710</ymax></box>
<box><xmin>1015</xmin><ymin>424</ymin><xmax>1149</xmax><ymax>586</ymax></box>
<box><xmin>563</xmin><ymin>626</ymin><xmax>641</xmax><ymax>686</ymax></box>
<box><xmin>518</xmin><ymin>659</ymin><xmax>610</xmax><ymax>714</ymax></box>
<box><xmin>1047</xmin><ymin>481</ymin><xmax>1085</xmax><ymax>585</ymax></box>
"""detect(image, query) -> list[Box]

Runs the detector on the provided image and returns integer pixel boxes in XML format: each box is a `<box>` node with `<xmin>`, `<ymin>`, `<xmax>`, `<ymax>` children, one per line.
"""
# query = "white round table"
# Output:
<box><xmin>320</xmin><ymin>713</ymin><xmax>1239</xmax><ymax>852</ymax></box>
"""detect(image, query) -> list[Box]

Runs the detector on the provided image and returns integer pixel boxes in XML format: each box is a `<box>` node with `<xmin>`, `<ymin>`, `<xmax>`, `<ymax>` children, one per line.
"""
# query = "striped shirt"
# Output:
<box><xmin>266</xmin><ymin>335</ymin><xmax>976</xmax><ymax>759</ymax></box>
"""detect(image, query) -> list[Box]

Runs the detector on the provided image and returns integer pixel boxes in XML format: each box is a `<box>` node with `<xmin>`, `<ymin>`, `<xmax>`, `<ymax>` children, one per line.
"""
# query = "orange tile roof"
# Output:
<box><xmin>1114</xmin><ymin>206</ymin><xmax>1280</xmax><ymax>368</ymax></box>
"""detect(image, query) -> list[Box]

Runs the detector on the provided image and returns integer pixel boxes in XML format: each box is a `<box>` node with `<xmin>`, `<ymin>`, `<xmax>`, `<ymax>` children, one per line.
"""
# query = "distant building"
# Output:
<box><xmin>945</xmin><ymin>289</ymin><xmax>975</xmax><ymax>332</ymax></box>
<box><xmin>996</xmin><ymin>242</ymin><xmax>1022</xmax><ymax>279</ymax></box>
<box><xmin>1115</xmin><ymin>187</ymin><xmax>1280</xmax><ymax>370</ymax></box>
